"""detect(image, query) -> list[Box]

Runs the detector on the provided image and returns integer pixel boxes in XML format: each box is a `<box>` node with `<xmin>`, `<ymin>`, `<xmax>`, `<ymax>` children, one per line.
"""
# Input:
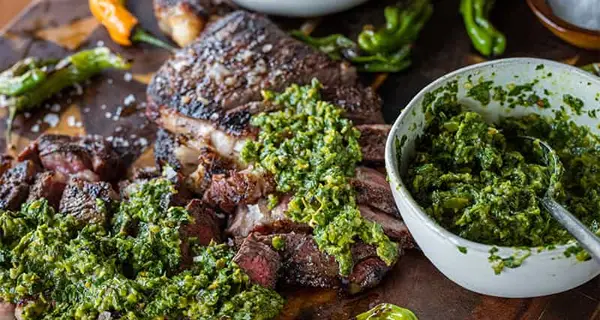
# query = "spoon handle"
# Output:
<box><xmin>541</xmin><ymin>197</ymin><xmax>600</xmax><ymax>264</ymax></box>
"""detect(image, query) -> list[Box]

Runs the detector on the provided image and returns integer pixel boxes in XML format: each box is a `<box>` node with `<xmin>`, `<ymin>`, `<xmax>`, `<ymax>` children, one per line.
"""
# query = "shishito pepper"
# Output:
<box><xmin>1</xmin><ymin>47</ymin><xmax>130</xmax><ymax>142</ymax></box>
<box><xmin>89</xmin><ymin>0</ymin><xmax>175</xmax><ymax>50</ymax></box>
<box><xmin>356</xmin><ymin>303</ymin><xmax>418</xmax><ymax>320</ymax></box>
<box><xmin>290</xmin><ymin>0</ymin><xmax>432</xmax><ymax>73</ymax></box>
<box><xmin>460</xmin><ymin>0</ymin><xmax>506</xmax><ymax>57</ymax></box>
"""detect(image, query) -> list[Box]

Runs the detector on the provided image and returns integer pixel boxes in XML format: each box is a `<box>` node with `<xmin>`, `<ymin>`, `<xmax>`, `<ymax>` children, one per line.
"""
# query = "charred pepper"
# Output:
<box><xmin>89</xmin><ymin>0</ymin><xmax>175</xmax><ymax>50</ymax></box>
<box><xmin>582</xmin><ymin>63</ymin><xmax>600</xmax><ymax>76</ymax></box>
<box><xmin>1</xmin><ymin>47</ymin><xmax>130</xmax><ymax>142</ymax></box>
<box><xmin>291</xmin><ymin>0</ymin><xmax>432</xmax><ymax>73</ymax></box>
<box><xmin>356</xmin><ymin>303</ymin><xmax>418</xmax><ymax>320</ymax></box>
<box><xmin>460</xmin><ymin>0</ymin><xmax>506</xmax><ymax>57</ymax></box>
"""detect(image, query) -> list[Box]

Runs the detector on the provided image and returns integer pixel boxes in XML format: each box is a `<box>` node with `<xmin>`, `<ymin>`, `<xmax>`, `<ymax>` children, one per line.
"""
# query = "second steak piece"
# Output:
<box><xmin>59</xmin><ymin>179</ymin><xmax>119</xmax><ymax>225</ymax></box>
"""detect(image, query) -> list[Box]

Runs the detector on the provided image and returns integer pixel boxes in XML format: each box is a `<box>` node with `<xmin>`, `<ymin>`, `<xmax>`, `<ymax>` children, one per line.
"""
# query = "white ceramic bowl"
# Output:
<box><xmin>231</xmin><ymin>0</ymin><xmax>369</xmax><ymax>17</ymax></box>
<box><xmin>385</xmin><ymin>58</ymin><xmax>600</xmax><ymax>298</ymax></box>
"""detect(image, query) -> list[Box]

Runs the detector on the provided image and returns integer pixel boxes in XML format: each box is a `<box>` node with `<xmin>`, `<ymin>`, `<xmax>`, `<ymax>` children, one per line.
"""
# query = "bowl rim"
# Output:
<box><xmin>527</xmin><ymin>0</ymin><xmax>600</xmax><ymax>36</ymax></box>
<box><xmin>384</xmin><ymin>57</ymin><xmax>600</xmax><ymax>257</ymax></box>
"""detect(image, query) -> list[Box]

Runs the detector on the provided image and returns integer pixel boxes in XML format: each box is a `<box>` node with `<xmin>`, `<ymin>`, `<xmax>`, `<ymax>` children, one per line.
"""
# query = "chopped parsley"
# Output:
<box><xmin>241</xmin><ymin>79</ymin><xmax>398</xmax><ymax>276</ymax></box>
<box><xmin>0</xmin><ymin>178</ymin><xmax>284</xmax><ymax>319</ymax></box>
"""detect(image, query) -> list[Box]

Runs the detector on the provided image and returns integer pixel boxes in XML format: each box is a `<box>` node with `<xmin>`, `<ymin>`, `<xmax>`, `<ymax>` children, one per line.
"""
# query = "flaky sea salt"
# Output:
<box><xmin>31</xmin><ymin>124</ymin><xmax>40</xmax><ymax>133</ymax></box>
<box><xmin>124</xmin><ymin>94</ymin><xmax>136</xmax><ymax>106</ymax></box>
<box><xmin>43</xmin><ymin>113</ymin><xmax>60</xmax><ymax>127</ymax></box>
<box><xmin>124</xmin><ymin>72</ymin><xmax>133</xmax><ymax>82</ymax></box>
<box><xmin>67</xmin><ymin>116</ymin><xmax>76</xmax><ymax>127</ymax></box>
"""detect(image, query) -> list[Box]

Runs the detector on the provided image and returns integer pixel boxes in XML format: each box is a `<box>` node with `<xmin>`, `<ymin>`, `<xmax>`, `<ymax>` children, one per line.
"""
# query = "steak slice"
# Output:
<box><xmin>180</xmin><ymin>199</ymin><xmax>222</xmax><ymax>266</ymax></box>
<box><xmin>351</xmin><ymin>167</ymin><xmax>399</xmax><ymax>217</ymax></box>
<box><xmin>356</xmin><ymin>124</ymin><xmax>390</xmax><ymax>164</ymax></box>
<box><xmin>0</xmin><ymin>160</ymin><xmax>39</xmax><ymax>211</ymax></box>
<box><xmin>226</xmin><ymin>195</ymin><xmax>310</xmax><ymax>237</ymax></box>
<box><xmin>27</xmin><ymin>171</ymin><xmax>68</xmax><ymax>210</ymax></box>
<box><xmin>154</xmin><ymin>0</ymin><xmax>234</xmax><ymax>47</ymax></box>
<box><xmin>59</xmin><ymin>179</ymin><xmax>119</xmax><ymax>225</ymax></box>
<box><xmin>237</xmin><ymin>233</ymin><xmax>399</xmax><ymax>293</ymax></box>
<box><xmin>233</xmin><ymin>235</ymin><xmax>281</xmax><ymax>289</ymax></box>
<box><xmin>19</xmin><ymin>134</ymin><xmax>123</xmax><ymax>182</ymax></box>
<box><xmin>203</xmin><ymin>168</ymin><xmax>274</xmax><ymax>213</ymax></box>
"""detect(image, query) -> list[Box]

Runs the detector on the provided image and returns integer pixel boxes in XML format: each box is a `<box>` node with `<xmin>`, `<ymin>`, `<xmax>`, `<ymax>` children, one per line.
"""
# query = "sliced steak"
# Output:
<box><xmin>227</xmin><ymin>195</ymin><xmax>310</xmax><ymax>237</ymax></box>
<box><xmin>0</xmin><ymin>161</ymin><xmax>39</xmax><ymax>211</ymax></box>
<box><xmin>233</xmin><ymin>235</ymin><xmax>281</xmax><ymax>289</ymax></box>
<box><xmin>19</xmin><ymin>134</ymin><xmax>123</xmax><ymax>182</ymax></box>
<box><xmin>240</xmin><ymin>233</ymin><xmax>398</xmax><ymax>293</ymax></box>
<box><xmin>147</xmin><ymin>11</ymin><xmax>382</xmax><ymax>160</ymax></box>
<box><xmin>203</xmin><ymin>168</ymin><xmax>274</xmax><ymax>213</ymax></box>
<box><xmin>27</xmin><ymin>171</ymin><xmax>68</xmax><ymax>210</ymax></box>
<box><xmin>154</xmin><ymin>0</ymin><xmax>234</xmax><ymax>47</ymax></box>
<box><xmin>351</xmin><ymin>167</ymin><xmax>399</xmax><ymax>217</ymax></box>
<box><xmin>59</xmin><ymin>179</ymin><xmax>119</xmax><ymax>225</ymax></box>
<box><xmin>356</xmin><ymin>124</ymin><xmax>390</xmax><ymax>164</ymax></box>
<box><xmin>359</xmin><ymin>205</ymin><xmax>415</xmax><ymax>249</ymax></box>
<box><xmin>180</xmin><ymin>199</ymin><xmax>222</xmax><ymax>266</ymax></box>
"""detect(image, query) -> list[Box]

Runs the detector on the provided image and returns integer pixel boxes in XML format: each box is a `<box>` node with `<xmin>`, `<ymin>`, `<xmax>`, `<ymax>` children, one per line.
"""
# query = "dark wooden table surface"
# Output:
<box><xmin>0</xmin><ymin>0</ymin><xmax>598</xmax><ymax>319</ymax></box>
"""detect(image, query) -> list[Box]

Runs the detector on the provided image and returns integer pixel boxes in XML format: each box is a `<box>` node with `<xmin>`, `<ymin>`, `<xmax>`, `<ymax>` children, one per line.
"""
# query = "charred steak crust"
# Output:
<box><xmin>0</xmin><ymin>161</ymin><xmax>39</xmax><ymax>211</ymax></box>
<box><xmin>155</xmin><ymin>128</ymin><xmax>182</xmax><ymax>170</ymax></box>
<box><xmin>147</xmin><ymin>10</ymin><xmax>367</xmax><ymax>137</ymax></box>
<box><xmin>59</xmin><ymin>179</ymin><xmax>119</xmax><ymax>225</ymax></box>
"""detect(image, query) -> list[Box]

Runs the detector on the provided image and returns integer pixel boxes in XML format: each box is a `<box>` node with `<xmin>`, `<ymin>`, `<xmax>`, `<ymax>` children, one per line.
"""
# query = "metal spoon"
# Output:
<box><xmin>518</xmin><ymin>136</ymin><xmax>600</xmax><ymax>263</ymax></box>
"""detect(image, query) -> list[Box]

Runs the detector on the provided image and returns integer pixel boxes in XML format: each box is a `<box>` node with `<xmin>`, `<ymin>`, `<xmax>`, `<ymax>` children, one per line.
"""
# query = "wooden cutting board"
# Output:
<box><xmin>0</xmin><ymin>0</ymin><xmax>598</xmax><ymax>319</ymax></box>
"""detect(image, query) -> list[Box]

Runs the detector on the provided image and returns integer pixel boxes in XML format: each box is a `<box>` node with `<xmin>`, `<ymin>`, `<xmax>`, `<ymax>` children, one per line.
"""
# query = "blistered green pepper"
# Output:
<box><xmin>356</xmin><ymin>303</ymin><xmax>418</xmax><ymax>320</ymax></box>
<box><xmin>290</xmin><ymin>0</ymin><xmax>432</xmax><ymax>74</ymax></box>
<box><xmin>460</xmin><ymin>0</ymin><xmax>506</xmax><ymax>57</ymax></box>
<box><xmin>358</xmin><ymin>0</ymin><xmax>433</xmax><ymax>55</ymax></box>
<box><xmin>1</xmin><ymin>47</ymin><xmax>130</xmax><ymax>142</ymax></box>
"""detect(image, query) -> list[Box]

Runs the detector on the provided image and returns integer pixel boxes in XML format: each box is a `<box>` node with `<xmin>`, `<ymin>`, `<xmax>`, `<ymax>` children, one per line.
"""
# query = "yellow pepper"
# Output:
<box><xmin>89</xmin><ymin>0</ymin><xmax>138</xmax><ymax>46</ymax></box>
<box><xmin>89</xmin><ymin>0</ymin><xmax>174</xmax><ymax>50</ymax></box>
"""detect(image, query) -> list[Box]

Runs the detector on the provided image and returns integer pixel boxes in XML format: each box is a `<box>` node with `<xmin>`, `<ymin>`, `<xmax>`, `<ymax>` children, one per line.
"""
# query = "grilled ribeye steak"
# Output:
<box><xmin>147</xmin><ymin>11</ymin><xmax>383</xmax><ymax>160</ymax></box>
<box><xmin>154</xmin><ymin>0</ymin><xmax>234</xmax><ymax>47</ymax></box>
<box><xmin>19</xmin><ymin>134</ymin><xmax>123</xmax><ymax>182</ymax></box>
<box><xmin>234</xmin><ymin>233</ymin><xmax>397</xmax><ymax>294</ymax></box>
<box><xmin>351</xmin><ymin>167</ymin><xmax>399</xmax><ymax>217</ymax></box>
<box><xmin>0</xmin><ymin>160</ymin><xmax>39</xmax><ymax>211</ymax></box>
<box><xmin>59</xmin><ymin>179</ymin><xmax>119</xmax><ymax>225</ymax></box>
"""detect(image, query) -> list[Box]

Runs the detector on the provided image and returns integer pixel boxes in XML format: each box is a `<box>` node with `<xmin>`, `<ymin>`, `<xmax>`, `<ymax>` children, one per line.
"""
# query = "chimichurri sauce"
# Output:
<box><xmin>0</xmin><ymin>178</ymin><xmax>284</xmax><ymax>319</ymax></box>
<box><xmin>405</xmin><ymin>101</ymin><xmax>600</xmax><ymax>248</ymax></box>
<box><xmin>241</xmin><ymin>79</ymin><xmax>398</xmax><ymax>276</ymax></box>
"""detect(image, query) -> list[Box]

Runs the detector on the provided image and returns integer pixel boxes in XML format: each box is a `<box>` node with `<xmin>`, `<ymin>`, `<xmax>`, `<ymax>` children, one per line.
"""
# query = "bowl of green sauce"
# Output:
<box><xmin>385</xmin><ymin>58</ymin><xmax>600</xmax><ymax>298</ymax></box>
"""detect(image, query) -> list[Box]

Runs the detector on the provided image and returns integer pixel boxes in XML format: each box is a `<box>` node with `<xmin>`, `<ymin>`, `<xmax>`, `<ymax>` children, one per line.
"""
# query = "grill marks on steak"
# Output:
<box><xmin>59</xmin><ymin>179</ymin><xmax>119</xmax><ymax>225</ymax></box>
<box><xmin>234</xmin><ymin>233</ymin><xmax>397</xmax><ymax>293</ymax></box>
<box><xmin>233</xmin><ymin>235</ymin><xmax>281</xmax><ymax>289</ymax></box>
<box><xmin>19</xmin><ymin>134</ymin><xmax>123</xmax><ymax>182</ymax></box>
<box><xmin>0</xmin><ymin>161</ymin><xmax>39</xmax><ymax>211</ymax></box>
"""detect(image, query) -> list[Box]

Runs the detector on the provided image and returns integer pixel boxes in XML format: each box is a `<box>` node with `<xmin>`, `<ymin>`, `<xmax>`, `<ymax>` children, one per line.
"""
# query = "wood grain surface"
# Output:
<box><xmin>0</xmin><ymin>0</ymin><xmax>598</xmax><ymax>319</ymax></box>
